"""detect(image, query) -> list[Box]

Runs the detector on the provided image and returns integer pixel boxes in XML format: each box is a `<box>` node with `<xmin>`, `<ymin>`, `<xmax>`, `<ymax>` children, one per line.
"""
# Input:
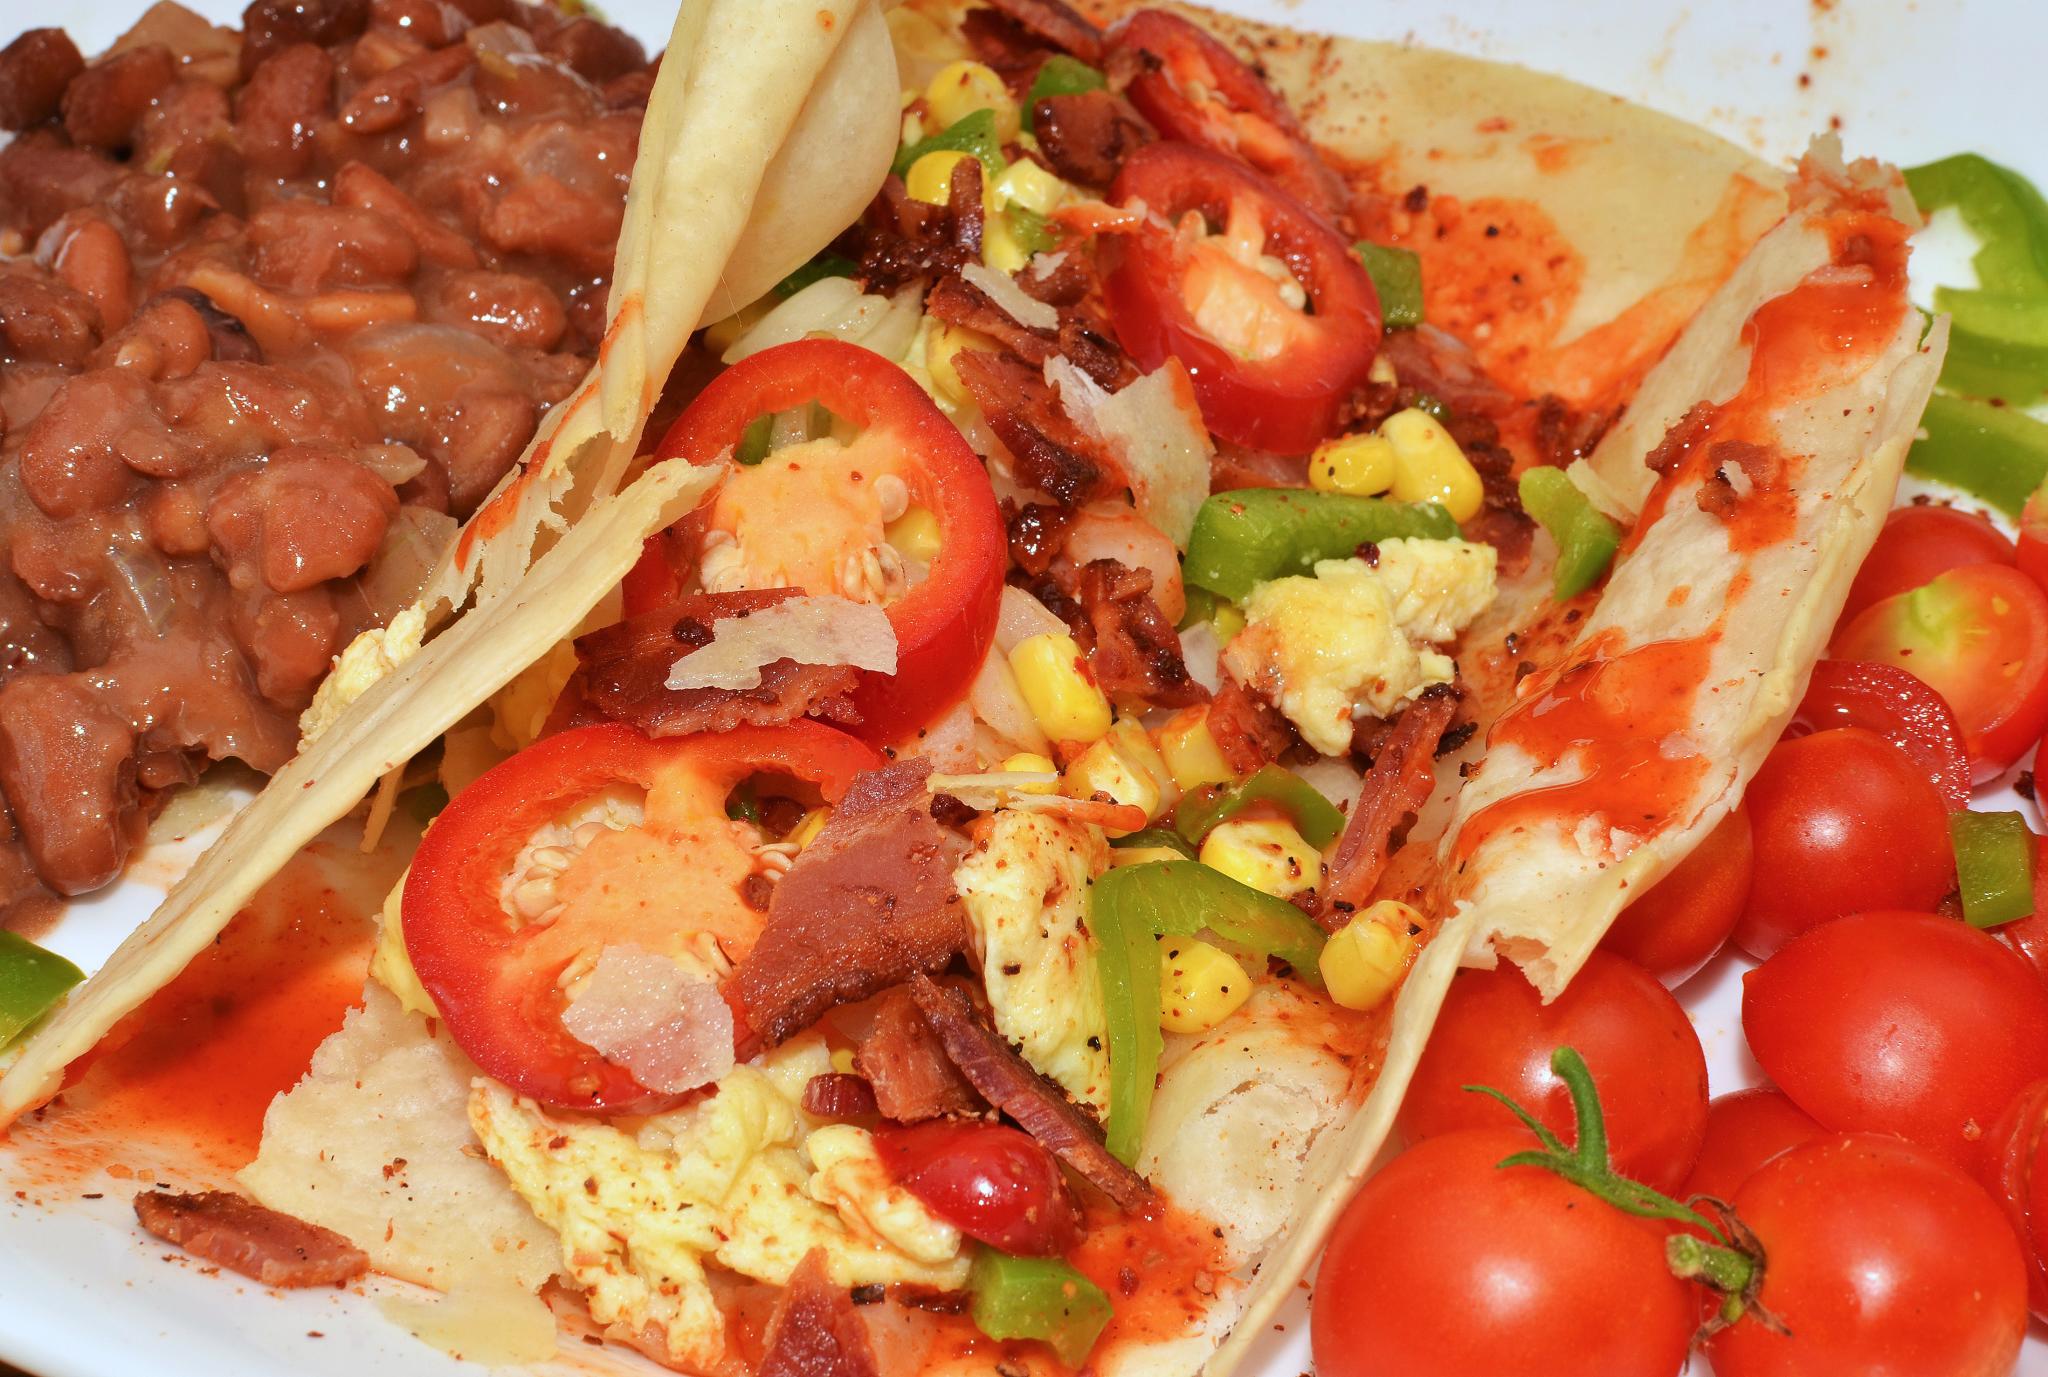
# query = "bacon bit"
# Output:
<box><xmin>1645</xmin><ymin>401</ymin><xmax>1717</xmax><ymax>476</ymax></box>
<box><xmin>954</xmin><ymin>349</ymin><xmax>1115</xmax><ymax>507</ymax></box>
<box><xmin>928</xmin><ymin>272</ymin><xmax>1058</xmax><ymax>363</ymax></box>
<box><xmin>1318</xmin><ymin>688</ymin><xmax>1458</xmax><ymax>929</ymax></box>
<box><xmin>1075</xmin><ymin>559</ymin><xmax>1207</xmax><ymax>709</ymax></box>
<box><xmin>1206</xmin><ymin>675</ymin><xmax>1296</xmax><ymax>775</ymax></box>
<box><xmin>1033</xmin><ymin>89</ymin><xmax>1154</xmax><ymax>190</ymax></box>
<box><xmin>801</xmin><ymin>1072</ymin><xmax>881</xmax><ymax>1120</ymax></box>
<box><xmin>907</xmin><ymin>975</ymin><xmax>1153</xmax><ymax>1212</ymax></box>
<box><xmin>1696</xmin><ymin>467</ymin><xmax>1740</xmax><ymax>519</ymax></box>
<box><xmin>758</xmin><ymin>1249</ymin><xmax>881</xmax><ymax>1377</ymax></box>
<box><xmin>845</xmin><ymin>172</ymin><xmax>982</xmax><ymax>295</ymax></box>
<box><xmin>1533</xmin><ymin>394</ymin><xmax>1611</xmax><ymax>468</ymax></box>
<box><xmin>727</xmin><ymin>761</ymin><xmax>968</xmax><ymax>1052</ymax></box>
<box><xmin>1007</xmin><ymin>502</ymin><xmax>1078</xmax><ymax>576</ymax></box>
<box><xmin>853</xmin><ymin>985</ymin><xmax>981</xmax><ymax>1123</ymax></box>
<box><xmin>981</xmin><ymin>0</ymin><xmax>1103</xmax><ymax>61</ymax></box>
<box><xmin>132</xmin><ymin>1190</ymin><xmax>367</xmax><ymax>1288</ymax></box>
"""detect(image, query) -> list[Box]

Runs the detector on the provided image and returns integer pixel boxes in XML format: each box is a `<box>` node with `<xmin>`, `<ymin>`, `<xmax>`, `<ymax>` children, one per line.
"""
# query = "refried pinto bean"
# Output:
<box><xmin>0</xmin><ymin>0</ymin><xmax>655</xmax><ymax>911</ymax></box>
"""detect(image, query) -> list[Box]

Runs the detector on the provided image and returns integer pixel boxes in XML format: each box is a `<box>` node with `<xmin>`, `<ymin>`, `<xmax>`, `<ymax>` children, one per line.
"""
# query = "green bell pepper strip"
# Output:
<box><xmin>1354</xmin><ymin>241</ymin><xmax>1424</xmax><ymax>330</ymax></box>
<box><xmin>1173</xmin><ymin>764</ymin><xmax>1345</xmax><ymax>849</ymax></box>
<box><xmin>1949</xmin><ymin>810</ymin><xmax>2035</xmax><ymax>929</ymax></box>
<box><xmin>733</xmin><ymin>414</ymin><xmax>774</xmax><ymax>467</ymax></box>
<box><xmin>1904</xmin><ymin>154</ymin><xmax>2048</xmax><ymax>401</ymax></box>
<box><xmin>1108</xmin><ymin>827</ymin><xmax>1198</xmax><ymax>859</ymax></box>
<box><xmin>0</xmin><ymin>931</ymin><xmax>84</xmax><ymax>1048</ymax></box>
<box><xmin>1904</xmin><ymin>391</ymin><xmax>2048</xmax><ymax>516</ymax></box>
<box><xmin>1182</xmin><ymin>489</ymin><xmax>1458</xmax><ymax>602</ymax></box>
<box><xmin>1518</xmin><ymin>466</ymin><xmax>1621</xmax><ymax>599</ymax></box>
<box><xmin>1090</xmin><ymin>861</ymin><xmax>1330</xmax><ymax>1161</ymax></box>
<box><xmin>892</xmin><ymin>108</ymin><xmax>1005</xmax><ymax>182</ymax></box>
<box><xmin>772</xmin><ymin>251</ymin><xmax>856</xmax><ymax>299</ymax></box>
<box><xmin>1024</xmin><ymin>55</ymin><xmax>1107</xmax><ymax>133</ymax></box>
<box><xmin>1005</xmin><ymin>203</ymin><xmax>1061</xmax><ymax>256</ymax></box>
<box><xmin>968</xmin><ymin>1250</ymin><xmax>1114</xmax><ymax>1366</ymax></box>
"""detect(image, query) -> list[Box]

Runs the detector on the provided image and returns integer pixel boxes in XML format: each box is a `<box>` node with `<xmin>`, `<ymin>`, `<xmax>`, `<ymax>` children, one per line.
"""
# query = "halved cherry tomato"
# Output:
<box><xmin>636</xmin><ymin>339</ymin><xmax>1006</xmax><ymax>746</ymax></box>
<box><xmin>1600</xmin><ymin>803</ymin><xmax>1753</xmax><ymax>986</ymax></box>
<box><xmin>1732</xmin><ymin>726</ymin><xmax>1954</xmax><ymax>960</ymax></box>
<box><xmin>1108</xmin><ymin>9</ymin><xmax>1348</xmax><ymax>221</ymax></box>
<box><xmin>1705</xmin><ymin>1134</ymin><xmax>2027</xmax><ymax>1377</ymax></box>
<box><xmin>879</xmin><ymin>1120</ymin><xmax>1081</xmax><ymax>1257</ymax></box>
<box><xmin>1742</xmin><ymin>909</ymin><xmax>2048</xmax><ymax>1173</ymax></box>
<box><xmin>1679</xmin><ymin>1087</ymin><xmax>1826</xmax><ymax>1207</ymax></box>
<box><xmin>1104</xmin><ymin>142</ymin><xmax>1381</xmax><ymax>454</ymax></box>
<box><xmin>1782</xmin><ymin>659</ymin><xmax>1973</xmax><ymax>808</ymax></box>
<box><xmin>1833</xmin><ymin>562</ymin><xmax>2048</xmax><ymax>778</ymax></box>
<box><xmin>2019</xmin><ymin>480</ymin><xmax>2048</xmax><ymax>590</ymax></box>
<box><xmin>1838</xmin><ymin>503</ymin><xmax>2014</xmax><ymax>628</ymax></box>
<box><xmin>403</xmin><ymin>721</ymin><xmax>882</xmax><ymax>1113</ymax></box>
<box><xmin>1980</xmin><ymin>1077</ymin><xmax>2048</xmax><ymax>1321</ymax></box>
<box><xmin>1397</xmin><ymin>951</ymin><xmax>1709</xmax><ymax>1192</ymax></box>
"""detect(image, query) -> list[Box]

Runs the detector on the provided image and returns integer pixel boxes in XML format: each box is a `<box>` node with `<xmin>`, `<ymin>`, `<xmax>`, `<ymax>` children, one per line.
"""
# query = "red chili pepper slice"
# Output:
<box><xmin>1104</xmin><ymin>141</ymin><xmax>1382</xmax><ymax>454</ymax></box>
<box><xmin>403</xmin><ymin>721</ymin><xmax>882</xmax><ymax>1114</ymax></box>
<box><xmin>1784</xmin><ymin>659</ymin><xmax>1973</xmax><ymax>809</ymax></box>
<box><xmin>628</xmin><ymin>339</ymin><xmax>1005</xmax><ymax>746</ymax></box>
<box><xmin>1109</xmin><ymin>8</ymin><xmax>1348</xmax><ymax>221</ymax></box>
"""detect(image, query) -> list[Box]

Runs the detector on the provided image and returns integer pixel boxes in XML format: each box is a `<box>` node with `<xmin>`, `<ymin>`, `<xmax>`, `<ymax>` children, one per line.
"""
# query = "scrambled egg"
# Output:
<box><xmin>1223</xmin><ymin>539</ymin><xmax>1496</xmax><ymax>756</ymax></box>
<box><xmin>298</xmin><ymin>605</ymin><xmax>426</xmax><ymax>745</ymax></box>
<box><xmin>954</xmin><ymin>809</ymin><xmax>1112</xmax><ymax>1115</ymax></box>
<box><xmin>370</xmin><ymin>872</ymin><xmax>437</xmax><ymax>1019</ymax></box>
<box><xmin>470</xmin><ymin>1038</ymin><xmax>967</xmax><ymax>1372</ymax></box>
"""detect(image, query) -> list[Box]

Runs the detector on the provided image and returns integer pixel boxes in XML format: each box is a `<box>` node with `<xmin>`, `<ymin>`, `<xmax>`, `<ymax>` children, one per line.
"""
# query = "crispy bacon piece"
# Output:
<box><xmin>759</xmin><ymin>1249</ymin><xmax>881</xmax><ymax>1377</ymax></box>
<box><xmin>1076</xmin><ymin>558</ymin><xmax>1207</xmax><ymax>709</ymax></box>
<box><xmin>953</xmin><ymin>349</ymin><xmax>1112</xmax><ymax>507</ymax></box>
<box><xmin>1032</xmin><ymin>89</ymin><xmax>1153</xmax><ymax>190</ymax></box>
<box><xmin>983</xmin><ymin>0</ymin><xmax>1103</xmax><ymax>61</ymax></box>
<box><xmin>1645</xmin><ymin>401</ymin><xmax>1717</xmax><ymax>477</ymax></box>
<box><xmin>1207</xmin><ymin>674</ymin><xmax>1295</xmax><ymax>775</ymax></box>
<box><xmin>854</xmin><ymin>984</ymin><xmax>981</xmax><ymax>1123</ymax></box>
<box><xmin>566</xmin><ymin>589</ymin><xmax>861</xmax><ymax>737</ymax></box>
<box><xmin>846</xmin><ymin>163</ymin><xmax>984</xmax><ymax>294</ymax></box>
<box><xmin>908</xmin><ymin>974</ymin><xmax>1152</xmax><ymax>1212</ymax></box>
<box><xmin>727</xmin><ymin>761</ymin><xmax>967</xmax><ymax>1051</ymax></box>
<box><xmin>1318</xmin><ymin>686</ymin><xmax>1459</xmax><ymax>930</ymax></box>
<box><xmin>802</xmin><ymin>1072</ymin><xmax>880</xmax><ymax>1120</ymax></box>
<box><xmin>925</xmin><ymin>273</ymin><xmax>1125</xmax><ymax>390</ymax></box>
<box><xmin>1006</xmin><ymin>501</ymin><xmax>1077</xmax><ymax>577</ymax></box>
<box><xmin>132</xmin><ymin>1190</ymin><xmax>368</xmax><ymax>1288</ymax></box>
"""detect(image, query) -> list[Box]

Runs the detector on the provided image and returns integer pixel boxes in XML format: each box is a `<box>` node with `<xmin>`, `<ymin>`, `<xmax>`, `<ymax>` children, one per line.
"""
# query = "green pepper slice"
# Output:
<box><xmin>1904</xmin><ymin>391</ymin><xmax>2048</xmax><ymax>517</ymax></box>
<box><xmin>1354</xmin><ymin>241</ymin><xmax>1424</xmax><ymax>330</ymax></box>
<box><xmin>0</xmin><ymin>931</ymin><xmax>84</xmax><ymax>1048</ymax></box>
<box><xmin>892</xmin><ymin>108</ymin><xmax>1005</xmax><ymax>182</ymax></box>
<box><xmin>1949</xmin><ymin>810</ymin><xmax>2036</xmax><ymax>929</ymax></box>
<box><xmin>1182</xmin><ymin>489</ymin><xmax>1457</xmax><ymax>602</ymax></box>
<box><xmin>1518</xmin><ymin>466</ymin><xmax>1621</xmax><ymax>599</ymax></box>
<box><xmin>1024</xmin><ymin>55</ymin><xmax>1107</xmax><ymax>133</ymax></box>
<box><xmin>1108</xmin><ymin>827</ymin><xmax>1199</xmax><ymax>859</ymax></box>
<box><xmin>968</xmin><ymin>1250</ymin><xmax>1114</xmax><ymax>1365</ymax></box>
<box><xmin>1904</xmin><ymin>154</ymin><xmax>2048</xmax><ymax>401</ymax></box>
<box><xmin>1005</xmin><ymin>203</ymin><xmax>1062</xmax><ymax>256</ymax></box>
<box><xmin>1174</xmin><ymin>764</ymin><xmax>1345</xmax><ymax>849</ymax></box>
<box><xmin>772</xmin><ymin>251</ymin><xmax>857</xmax><ymax>299</ymax></box>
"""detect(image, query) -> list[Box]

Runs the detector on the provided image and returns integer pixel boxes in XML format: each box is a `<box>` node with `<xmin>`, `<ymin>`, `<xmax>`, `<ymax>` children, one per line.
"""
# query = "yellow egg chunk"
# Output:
<box><xmin>1321</xmin><ymin>901</ymin><xmax>1424</xmax><ymax>1012</ymax></box>
<box><xmin>1159</xmin><ymin>939</ymin><xmax>1253</xmax><ymax>1033</ymax></box>
<box><xmin>1200</xmin><ymin>817</ymin><xmax>1323</xmax><ymax>900</ymax></box>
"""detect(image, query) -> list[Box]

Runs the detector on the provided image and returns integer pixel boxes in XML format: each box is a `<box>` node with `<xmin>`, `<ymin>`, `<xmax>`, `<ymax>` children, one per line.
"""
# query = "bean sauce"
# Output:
<box><xmin>0</xmin><ymin>0</ymin><xmax>652</xmax><ymax>905</ymax></box>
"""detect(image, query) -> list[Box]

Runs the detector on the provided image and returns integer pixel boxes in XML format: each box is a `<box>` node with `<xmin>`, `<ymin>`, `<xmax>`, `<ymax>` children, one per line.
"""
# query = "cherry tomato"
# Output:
<box><xmin>1680</xmin><ymin>1088</ymin><xmax>1825</xmax><ymax>1207</ymax></box>
<box><xmin>1705</xmin><ymin>1134</ymin><xmax>2027</xmax><ymax>1377</ymax></box>
<box><xmin>1783</xmin><ymin>659</ymin><xmax>1972</xmax><ymax>809</ymax></box>
<box><xmin>878</xmin><ymin>1120</ymin><xmax>1081</xmax><ymax>1257</ymax></box>
<box><xmin>404</xmin><ymin>722</ymin><xmax>883</xmax><ymax>1113</ymax></box>
<box><xmin>1107</xmin><ymin>9</ymin><xmax>1349</xmax><ymax>221</ymax></box>
<box><xmin>1601</xmin><ymin>804</ymin><xmax>1753</xmax><ymax>986</ymax></box>
<box><xmin>2018</xmin><ymin>479</ymin><xmax>2048</xmax><ymax>591</ymax></box>
<box><xmin>1398</xmin><ymin>952</ymin><xmax>1709</xmax><ymax>1192</ymax></box>
<box><xmin>1989</xmin><ymin>842</ymin><xmax>2048</xmax><ymax>987</ymax></box>
<box><xmin>1838</xmin><ymin>503</ymin><xmax>2013</xmax><ymax>628</ymax></box>
<box><xmin>1312</xmin><ymin>1129</ymin><xmax>1697</xmax><ymax>1377</ymax></box>
<box><xmin>1104</xmin><ymin>142</ymin><xmax>1381</xmax><ymax>453</ymax></box>
<box><xmin>1742</xmin><ymin>910</ymin><xmax>2048</xmax><ymax>1173</ymax></box>
<box><xmin>1833</xmin><ymin>562</ymin><xmax>2048</xmax><ymax>778</ymax></box>
<box><xmin>1980</xmin><ymin>1077</ymin><xmax>2048</xmax><ymax>1321</ymax></box>
<box><xmin>1731</xmin><ymin>727</ymin><xmax>1953</xmax><ymax>961</ymax></box>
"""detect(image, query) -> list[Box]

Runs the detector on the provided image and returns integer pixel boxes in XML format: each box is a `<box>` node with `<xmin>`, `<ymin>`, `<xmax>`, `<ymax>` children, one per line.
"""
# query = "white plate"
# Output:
<box><xmin>3</xmin><ymin>1</ymin><xmax>2044</xmax><ymax>1374</ymax></box>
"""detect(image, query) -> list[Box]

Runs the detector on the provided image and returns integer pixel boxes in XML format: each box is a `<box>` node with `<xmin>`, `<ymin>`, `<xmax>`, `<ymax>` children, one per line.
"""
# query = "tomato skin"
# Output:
<box><xmin>878</xmin><ymin>1121</ymin><xmax>1081</xmax><ymax>1258</ymax></box>
<box><xmin>1311</xmin><ymin>1129</ymin><xmax>1697</xmax><ymax>1377</ymax></box>
<box><xmin>1601</xmin><ymin>804</ymin><xmax>1753</xmax><ymax>986</ymax></box>
<box><xmin>1104</xmin><ymin>142</ymin><xmax>1381</xmax><ymax>453</ymax></box>
<box><xmin>1742</xmin><ymin>910</ymin><xmax>2048</xmax><ymax>1173</ymax></box>
<box><xmin>1838</xmin><ymin>504</ymin><xmax>2014</xmax><ymax>628</ymax></box>
<box><xmin>1680</xmin><ymin>1088</ymin><xmax>1826</xmax><ymax>1207</ymax></box>
<box><xmin>1833</xmin><ymin>562</ymin><xmax>2048</xmax><ymax>778</ymax></box>
<box><xmin>1732</xmin><ymin>727</ymin><xmax>1953</xmax><ymax>961</ymax></box>
<box><xmin>1705</xmin><ymin>1133</ymin><xmax>2027</xmax><ymax>1377</ymax></box>
<box><xmin>404</xmin><ymin>722</ymin><xmax>883</xmax><ymax>1113</ymax></box>
<box><xmin>1397</xmin><ymin>952</ymin><xmax>1709</xmax><ymax>1192</ymax></box>
<box><xmin>648</xmin><ymin>339</ymin><xmax>1006</xmax><ymax>746</ymax></box>
<box><xmin>1979</xmin><ymin>1078</ymin><xmax>2048</xmax><ymax>1321</ymax></box>
<box><xmin>1107</xmin><ymin>9</ymin><xmax>1347</xmax><ymax>220</ymax></box>
<box><xmin>2017</xmin><ymin>481</ymin><xmax>2048</xmax><ymax>592</ymax></box>
<box><xmin>1785</xmin><ymin>660</ymin><xmax>1972</xmax><ymax>809</ymax></box>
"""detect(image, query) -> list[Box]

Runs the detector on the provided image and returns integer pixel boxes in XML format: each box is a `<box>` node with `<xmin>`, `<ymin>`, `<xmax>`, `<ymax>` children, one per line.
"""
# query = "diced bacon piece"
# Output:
<box><xmin>853</xmin><ymin>985</ymin><xmax>980</xmax><ymax>1123</ymax></box>
<box><xmin>132</xmin><ymin>1189</ymin><xmax>368</xmax><ymax>1288</ymax></box>
<box><xmin>759</xmin><ymin>1249</ymin><xmax>881</xmax><ymax>1377</ymax></box>
<box><xmin>1319</xmin><ymin>686</ymin><xmax>1459</xmax><ymax>929</ymax></box>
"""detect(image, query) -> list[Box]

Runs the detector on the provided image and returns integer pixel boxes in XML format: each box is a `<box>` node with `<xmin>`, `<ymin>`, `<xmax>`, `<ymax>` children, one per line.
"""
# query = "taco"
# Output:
<box><xmin>0</xmin><ymin>1</ymin><xmax>1943</xmax><ymax>1375</ymax></box>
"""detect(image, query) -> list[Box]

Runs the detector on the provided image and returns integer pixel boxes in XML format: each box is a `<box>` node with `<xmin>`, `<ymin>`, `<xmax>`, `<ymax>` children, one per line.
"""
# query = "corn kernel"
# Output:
<box><xmin>1111</xmin><ymin>845</ymin><xmax>1187</xmax><ymax>867</ymax></box>
<box><xmin>995</xmin><ymin>159</ymin><xmax>1070</xmax><ymax>216</ymax></box>
<box><xmin>830</xmin><ymin>1045</ymin><xmax>858</xmax><ymax>1074</ymax></box>
<box><xmin>1009</xmin><ymin>632</ymin><xmax>1113</xmax><ymax>745</ymax></box>
<box><xmin>1000</xmin><ymin>751</ymin><xmax>1060</xmax><ymax>794</ymax></box>
<box><xmin>1158</xmin><ymin>708</ymin><xmax>1235</xmax><ymax>792</ymax></box>
<box><xmin>886</xmin><ymin>504</ymin><xmax>945</xmax><ymax>564</ymax></box>
<box><xmin>906</xmin><ymin>149</ymin><xmax>981</xmax><ymax>207</ymax></box>
<box><xmin>1199</xmin><ymin>817</ymin><xmax>1323</xmax><ymax>900</ymax></box>
<box><xmin>1159</xmin><ymin>939</ymin><xmax>1252</xmax><ymax>1033</ymax></box>
<box><xmin>789</xmin><ymin>807</ymin><xmax>831</xmax><ymax>850</ymax></box>
<box><xmin>1383</xmin><ymin>407</ymin><xmax>1484</xmax><ymax>522</ymax></box>
<box><xmin>924</xmin><ymin>323</ymin><xmax>993</xmax><ymax>407</ymax></box>
<box><xmin>1320</xmin><ymin>900</ymin><xmax>1423</xmax><ymax>1011</ymax></box>
<box><xmin>983</xmin><ymin>210</ymin><xmax>1031</xmax><ymax>273</ymax></box>
<box><xmin>925</xmin><ymin>60</ymin><xmax>1019</xmax><ymax>142</ymax></box>
<box><xmin>1113</xmin><ymin>719</ymin><xmax>1177</xmax><ymax>813</ymax></box>
<box><xmin>1309</xmin><ymin>433</ymin><xmax>1398</xmax><ymax>497</ymax></box>
<box><xmin>1061</xmin><ymin>726</ymin><xmax>1166</xmax><ymax>825</ymax></box>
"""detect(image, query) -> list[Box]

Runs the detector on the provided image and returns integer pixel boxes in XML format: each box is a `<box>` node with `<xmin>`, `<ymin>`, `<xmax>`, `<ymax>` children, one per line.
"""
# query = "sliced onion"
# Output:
<box><xmin>962</xmin><ymin>261</ymin><xmax>1057</xmax><ymax>331</ymax></box>
<box><xmin>667</xmin><ymin>595</ymin><xmax>897</xmax><ymax>691</ymax></box>
<box><xmin>967</xmin><ymin>644</ymin><xmax>1050</xmax><ymax>754</ymax></box>
<box><xmin>1045</xmin><ymin>357</ymin><xmax>1211</xmax><ymax>550</ymax></box>
<box><xmin>995</xmin><ymin>584</ymin><xmax>1068</xmax><ymax>655</ymax></box>
<box><xmin>360</xmin><ymin>507</ymin><xmax>459</xmax><ymax>623</ymax></box>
